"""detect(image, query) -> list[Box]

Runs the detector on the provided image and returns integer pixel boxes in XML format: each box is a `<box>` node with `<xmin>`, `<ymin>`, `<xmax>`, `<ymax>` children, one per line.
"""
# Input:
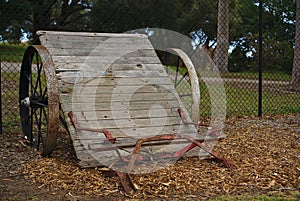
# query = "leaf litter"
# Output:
<box><xmin>22</xmin><ymin>114</ymin><xmax>300</xmax><ymax>199</ymax></box>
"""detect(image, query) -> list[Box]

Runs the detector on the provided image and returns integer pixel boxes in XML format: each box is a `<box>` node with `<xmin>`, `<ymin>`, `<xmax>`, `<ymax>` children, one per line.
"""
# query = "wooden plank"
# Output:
<box><xmin>37</xmin><ymin>30</ymin><xmax>147</xmax><ymax>38</ymax></box>
<box><xmin>73</xmin><ymin>137</ymin><xmax>197</xmax><ymax>152</ymax></box>
<box><xmin>74</xmin><ymin>116</ymin><xmax>183</xmax><ymax>128</ymax></box>
<box><xmin>55</xmin><ymin>63</ymin><xmax>166</xmax><ymax>72</ymax></box>
<box><xmin>59</xmin><ymin>86</ymin><xmax>177</xmax><ymax>96</ymax></box>
<box><xmin>57</xmin><ymin>70</ymin><xmax>168</xmax><ymax>80</ymax></box>
<box><xmin>47</xmin><ymin>47</ymin><xmax>157</xmax><ymax>57</ymax></box>
<box><xmin>39</xmin><ymin>32</ymin><xmax>150</xmax><ymax>45</ymax></box>
<box><xmin>51</xmin><ymin>55</ymin><xmax>161</xmax><ymax>64</ymax></box>
<box><xmin>41</xmin><ymin>39</ymin><xmax>152</xmax><ymax>50</ymax></box>
<box><xmin>73</xmin><ymin>132</ymin><xmax>208</xmax><ymax>144</ymax></box>
<box><xmin>71</xmin><ymin>124</ymin><xmax>197</xmax><ymax>138</ymax></box>
<box><xmin>59</xmin><ymin>92</ymin><xmax>179</xmax><ymax>103</ymax></box>
<box><xmin>61</xmin><ymin>100</ymin><xmax>182</xmax><ymax>112</ymax></box>
<box><xmin>72</xmin><ymin>107</ymin><xmax>179</xmax><ymax>121</ymax></box>
<box><xmin>58</xmin><ymin>82</ymin><xmax>175</xmax><ymax>94</ymax></box>
<box><xmin>57</xmin><ymin>76</ymin><xmax>174</xmax><ymax>86</ymax></box>
<box><xmin>55</xmin><ymin>63</ymin><xmax>166</xmax><ymax>73</ymax></box>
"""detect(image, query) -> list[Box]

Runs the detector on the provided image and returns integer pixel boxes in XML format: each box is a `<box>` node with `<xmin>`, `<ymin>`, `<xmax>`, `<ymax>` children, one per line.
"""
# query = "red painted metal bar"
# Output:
<box><xmin>178</xmin><ymin>108</ymin><xmax>223</xmax><ymax>138</ymax></box>
<box><xmin>177</xmin><ymin>108</ymin><xmax>198</xmax><ymax>125</ymax></box>
<box><xmin>67</xmin><ymin>110</ymin><xmax>233</xmax><ymax>193</ymax></box>
<box><xmin>115</xmin><ymin>171</ymin><xmax>136</xmax><ymax>193</ymax></box>
<box><xmin>68</xmin><ymin>111</ymin><xmax>116</xmax><ymax>143</ymax></box>
<box><xmin>172</xmin><ymin>143</ymin><xmax>197</xmax><ymax>158</ymax></box>
<box><xmin>127</xmin><ymin>134</ymin><xmax>234</xmax><ymax>172</ymax></box>
<box><xmin>68</xmin><ymin>111</ymin><xmax>135</xmax><ymax>193</ymax></box>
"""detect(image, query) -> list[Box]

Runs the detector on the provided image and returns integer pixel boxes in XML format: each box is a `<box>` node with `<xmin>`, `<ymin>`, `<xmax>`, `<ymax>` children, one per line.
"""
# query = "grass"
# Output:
<box><xmin>199</xmin><ymin>83</ymin><xmax>300</xmax><ymax>116</ymax></box>
<box><xmin>212</xmin><ymin>191</ymin><xmax>300</xmax><ymax>201</ymax></box>
<box><xmin>176</xmin><ymin>79</ymin><xmax>299</xmax><ymax>117</ymax></box>
<box><xmin>0</xmin><ymin>42</ymin><xmax>28</xmax><ymax>62</ymax></box>
<box><xmin>222</xmin><ymin>70</ymin><xmax>292</xmax><ymax>82</ymax></box>
<box><xmin>166</xmin><ymin>65</ymin><xmax>292</xmax><ymax>82</ymax></box>
<box><xmin>165</xmin><ymin>66</ymin><xmax>297</xmax><ymax>115</ymax></box>
<box><xmin>1</xmin><ymin>72</ymin><xmax>20</xmax><ymax>81</ymax></box>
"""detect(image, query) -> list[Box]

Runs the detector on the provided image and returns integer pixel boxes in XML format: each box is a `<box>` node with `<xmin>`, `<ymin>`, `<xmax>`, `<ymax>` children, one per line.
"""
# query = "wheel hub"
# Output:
<box><xmin>21</xmin><ymin>96</ymin><xmax>48</xmax><ymax>108</ymax></box>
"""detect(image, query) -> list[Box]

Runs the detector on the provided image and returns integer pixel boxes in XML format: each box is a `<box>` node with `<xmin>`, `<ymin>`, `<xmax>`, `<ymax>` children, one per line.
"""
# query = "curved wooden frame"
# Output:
<box><xmin>168</xmin><ymin>48</ymin><xmax>200</xmax><ymax>125</ymax></box>
<box><xmin>19</xmin><ymin>45</ymin><xmax>59</xmax><ymax>156</ymax></box>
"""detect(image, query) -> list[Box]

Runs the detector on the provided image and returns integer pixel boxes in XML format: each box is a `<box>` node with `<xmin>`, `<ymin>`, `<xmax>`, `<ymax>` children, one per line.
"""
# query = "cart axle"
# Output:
<box><xmin>21</xmin><ymin>96</ymin><xmax>48</xmax><ymax>108</ymax></box>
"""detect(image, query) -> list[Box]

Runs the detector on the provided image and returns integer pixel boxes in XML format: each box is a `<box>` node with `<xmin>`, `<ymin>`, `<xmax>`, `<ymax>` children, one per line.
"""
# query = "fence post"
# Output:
<box><xmin>258</xmin><ymin>0</ymin><xmax>263</xmax><ymax>117</ymax></box>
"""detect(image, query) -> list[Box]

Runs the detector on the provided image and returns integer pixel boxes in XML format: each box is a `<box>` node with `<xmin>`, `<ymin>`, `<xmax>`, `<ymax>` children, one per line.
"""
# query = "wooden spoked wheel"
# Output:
<box><xmin>165</xmin><ymin>48</ymin><xmax>200</xmax><ymax>125</ymax></box>
<box><xmin>19</xmin><ymin>45</ymin><xmax>59</xmax><ymax>156</ymax></box>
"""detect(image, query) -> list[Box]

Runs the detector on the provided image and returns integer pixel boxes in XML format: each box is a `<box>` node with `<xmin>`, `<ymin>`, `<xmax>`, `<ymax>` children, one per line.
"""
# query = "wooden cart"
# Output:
<box><xmin>19</xmin><ymin>31</ymin><xmax>231</xmax><ymax>192</ymax></box>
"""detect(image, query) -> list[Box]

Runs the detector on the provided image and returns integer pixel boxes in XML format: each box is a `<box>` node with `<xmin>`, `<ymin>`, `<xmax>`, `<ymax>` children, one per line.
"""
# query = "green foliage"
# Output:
<box><xmin>230</xmin><ymin>0</ymin><xmax>296</xmax><ymax>73</ymax></box>
<box><xmin>0</xmin><ymin>0</ymin><xmax>31</xmax><ymax>43</ymax></box>
<box><xmin>0</xmin><ymin>0</ymin><xmax>297</xmax><ymax>74</ymax></box>
<box><xmin>89</xmin><ymin>0</ymin><xmax>196</xmax><ymax>33</ymax></box>
<box><xmin>248</xmin><ymin>34</ymin><xmax>294</xmax><ymax>72</ymax></box>
<box><xmin>228</xmin><ymin>46</ymin><xmax>253</xmax><ymax>72</ymax></box>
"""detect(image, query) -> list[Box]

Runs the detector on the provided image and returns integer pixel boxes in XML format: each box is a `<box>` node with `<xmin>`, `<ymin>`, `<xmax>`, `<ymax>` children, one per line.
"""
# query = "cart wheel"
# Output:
<box><xmin>19</xmin><ymin>45</ymin><xmax>59</xmax><ymax>156</ymax></box>
<box><xmin>165</xmin><ymin>48</ymin><xmax>200</xmax><ymax>124</ymax></box>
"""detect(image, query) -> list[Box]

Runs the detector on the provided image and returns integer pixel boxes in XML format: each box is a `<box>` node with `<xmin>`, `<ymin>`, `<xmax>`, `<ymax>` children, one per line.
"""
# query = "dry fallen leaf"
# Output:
<box><xmin>21</xmin><ymin>114</ymin><xmax>300</xmax><ymax>199</ymax></box>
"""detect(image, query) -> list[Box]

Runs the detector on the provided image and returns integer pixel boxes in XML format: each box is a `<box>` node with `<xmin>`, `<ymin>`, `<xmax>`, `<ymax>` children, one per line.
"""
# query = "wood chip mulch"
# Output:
<box><xmin>22</xmin><ymin>114</ymin><xmax>300</xmax><ymax>199</ymax></box>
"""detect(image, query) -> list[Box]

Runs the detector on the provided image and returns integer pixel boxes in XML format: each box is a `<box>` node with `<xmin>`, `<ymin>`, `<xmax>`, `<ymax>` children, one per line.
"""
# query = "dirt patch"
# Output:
<box><xmin>1</xmin><ymin>114</ymin><xmax>300</xmax><ymax>200</ymax></box>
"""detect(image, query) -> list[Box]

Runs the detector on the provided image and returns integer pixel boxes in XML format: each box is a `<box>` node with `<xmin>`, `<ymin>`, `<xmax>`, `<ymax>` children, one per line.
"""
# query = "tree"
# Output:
<box><xmin>30</xmin><ymin>0</ymin><xmax>92</xmax><ymax>43</ymax></box>
<box><xmin>0</xmin><ymin>0</ymin><xmax>92</xmax><ymax>43</ymax></box>
<box><xmin>0</xmin><ymin>0</ymin><xmax>31</xmax><ymax>43</ymax></box>
<box><xmin>291</xmin><ymin>0</ymin><xmax>300</xmax><ymax>90</ymax></box>
<box><xmin>89</xmin><ymin>0</ymin><xmax>195</xmax><ymax>33</ymax></box>
<box><xmin>215</xmin><ymin>0</ymin><xmax>229</xmax><ymax>73</ymax></box>
<box><xmin>228</xmin><ymin>0</ymin><xmax>297</xmax><ymax>73</ymax></box>
<box><xmin>89</xmin><ymin>0</ymin><xmax>240</xmax><ymax>57</ymax></box>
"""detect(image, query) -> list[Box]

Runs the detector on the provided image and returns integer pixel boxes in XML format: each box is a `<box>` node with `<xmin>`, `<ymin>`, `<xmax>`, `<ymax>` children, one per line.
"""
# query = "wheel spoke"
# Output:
<box><xmin>42</xmin><ymin>107</ymin><xmax>48</xmax><ymax>124</ymax></box>
<box><xmin>33</xmin><ymin>52</ymin><xmax>42</xmax><ymax>96</ymax></box>
<box><xmin>36</xmin><ymin>108</ymin><xmax>44</xmax><ymax>151</ymax></box>
<box><xmin>36</xmin><ymin>52</ymin><xmax>43</xmax><ymax>96</ymax></box>
<box><xmin>174</xmin><ymin>64</ymin><xmax>179</xmax><ymax>87</ymax></box>
<box><xmin>42</xmin><ymin>87</ymin><xmax>47</xmax><ymax>98</ymax></box>
<box><xmin>179</xmin><ymin>93</ymin><xmax>192</xmax><ymax>97</ymax></box>
<box><xmin>25</xmin><ymin>73</ymin><xmax>30</xmax><ymax>82</ymax></box>
<box><xmin>25</xmin><ymin>107</ymin><xmax>37</xmax><ymax>125</ymax></box>
<box><xmin>30</xmin><ymin>67</ymin><xmax>34</xmax><ymax>97</ymax></box>
<box><xmin>175</xmin><ymin>72</ymin><xmax>188</xmax><ymax>88</ymax></box>
<box><xmin>30</xmin><ymin>107</ymin><xmax>34</xmax><ymax>145</ymax></box>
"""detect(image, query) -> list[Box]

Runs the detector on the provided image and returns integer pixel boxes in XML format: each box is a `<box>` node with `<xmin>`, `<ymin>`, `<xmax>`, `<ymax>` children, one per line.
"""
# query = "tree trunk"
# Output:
<box><xmin>215</xmin><ymin>0</ymin><xmax>229</xmax><ymax>73</ymax></box>
<box><xmin>291</xmin><ymin>0</ymin><xmax>300</xmax><ymax>90</ymax></box>
<box><xmin>31</xmin><ymin>0</ymin><xmax>56</xmax><ymax>44</ymax></box>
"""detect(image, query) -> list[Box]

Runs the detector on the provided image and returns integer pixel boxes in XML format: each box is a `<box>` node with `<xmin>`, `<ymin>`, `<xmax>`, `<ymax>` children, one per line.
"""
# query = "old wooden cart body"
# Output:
<box><xmin>19</xmin><ymin>31</ymin><xmax>230</xmax><ymax>192</ymax></box>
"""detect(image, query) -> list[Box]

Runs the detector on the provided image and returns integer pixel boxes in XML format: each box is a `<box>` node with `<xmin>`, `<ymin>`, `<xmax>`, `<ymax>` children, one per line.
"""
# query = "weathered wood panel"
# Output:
<box><xmin>58</xmin><ymin>82</ymin><xmax>175</xmax><ymax>94</ymax></box>
<box><xmin>52</xmin><ymin>56</ymin><xmax>161</xmax><ymax>64</ymax></box>
<box><xmin>47</xmin><ymin>47</ymin><xmax>157</xmax><ymax>57</ymax></box>
<box><xmin>61</xmin><ymin>100</ymin><xmax>181</xmax><ymax>112</ymax></box>
<box><xmin>67</xmin><ymin>108</ymin><xmax>179</xmax><ymax>120</ymax></box>
<box><xmin>55</xmin><ymin>63</ymin><xmax>166</xmax><ymax>72</ymax></box>
<box><xmin>57</xmin><ymin>76</ymin><xmax>174</xmax><ymax>86</ymax></box>
<box><xmin>38</xmin><ymin>31</ymin><xmax>198</xmax><ymax>168</ymax></box>
<box><xmin>71</xmin><ymin>124</ymin><xmax>197</xmax><ymax>139</ymax></box>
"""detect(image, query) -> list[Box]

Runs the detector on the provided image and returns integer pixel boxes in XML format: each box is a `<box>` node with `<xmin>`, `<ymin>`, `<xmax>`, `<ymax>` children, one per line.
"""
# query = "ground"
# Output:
<box><xmin>0</xmin><ymin>114</ymin><xmax>299</xmax><ymax>201</ymax></box>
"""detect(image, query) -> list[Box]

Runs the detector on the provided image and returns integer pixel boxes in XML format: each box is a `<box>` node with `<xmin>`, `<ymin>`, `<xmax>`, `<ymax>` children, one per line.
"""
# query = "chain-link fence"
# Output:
<box><xmin>1</xmin><ymin>49</ymin><xmax>25</xmax><ymax>133</ymax></box>
<box><xmin>1</xmin><ymin>0</ymin><xmax>299</xmax><ymax>134</ymax></box>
